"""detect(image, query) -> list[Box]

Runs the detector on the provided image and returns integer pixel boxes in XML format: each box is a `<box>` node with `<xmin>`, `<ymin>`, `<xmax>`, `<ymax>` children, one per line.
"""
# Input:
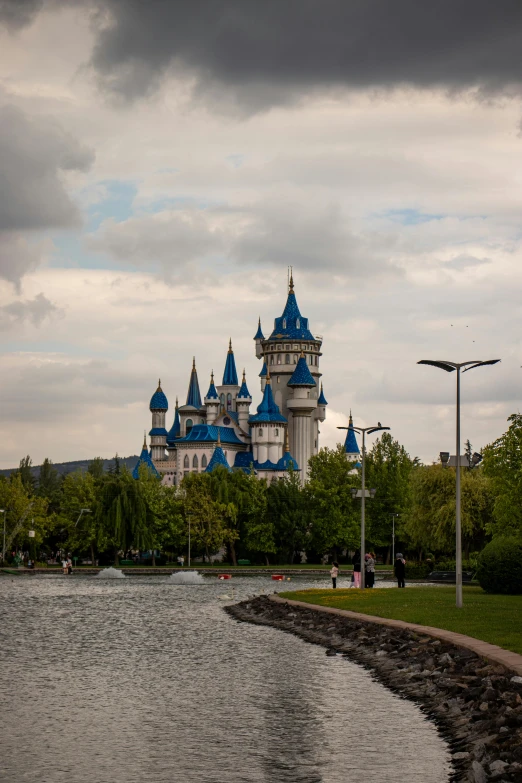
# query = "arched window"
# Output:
<box><xmin>227</xmin><ymin>393</ymin><xmax>232</xmax><ymax>410</ymax></box>
<box><xmin>186</xmin><ymin>418</ymin><xmax>193</xmax><ymax>433</ymax></box>
<box><xmin>183</xmin><ymin>455</ymin><xmax>189</xmax><ymax>468</ymax></box>
<box><xmin>309</xmin><ymin>354</ymin><xmax>313</xmax><ymax>365</ymax></box>
<box><xmin>296</xmin><ymin>318</ymin><xmax>300</xmax><ymax>328</ymax></box>
<box><xmin>283</xmin><ymin>318</ymin><xmax>286</xmax><ymax>328</ymax></box>
<box><xmin>293</xmin><ymin>353</ymin><xmax>298</xmax><ymax>364</ymax></box>
<box><xmin>201</xmin><ymin>454</ymin><xmax>207</xmax><ymax>469</ymax></box>
<box><xmin>270</xmin><ymin>355</ymin><xmax>274</xmax><ymax>365</ymax></box>
<box><xmin>220</xmin><ymin>393</ymin><xmax>225</xmax><ymax>407</ymax></box>
<box><xmin>275</xmin><ymin>429</ymin><xmax>279</xmax><ymax>437</ymax></box>
<box><xmin>258</xmin><ymin>428</ymin><xmax>263</xmax><ymax>437</ymax></box>
<box><xmin>285</xmin><ymin>353</ymin><xmax>290</xmax><ymax>364</ymax></box>
<box><xmin>277</xmin><ymin>353</ymin><xmax>282</xmax><ymax>364</ymax></box>
<box><xmin>192</xmin><ymin>454</ymin><xmax>198</xmax><ymax>468</ymax></box>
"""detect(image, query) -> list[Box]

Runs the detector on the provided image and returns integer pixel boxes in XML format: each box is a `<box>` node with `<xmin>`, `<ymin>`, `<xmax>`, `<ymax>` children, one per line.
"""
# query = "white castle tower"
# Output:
<box><xmin>254</xmin><ymin>273</ymin><xmax>326</xmax><ymax>483</ymax></box>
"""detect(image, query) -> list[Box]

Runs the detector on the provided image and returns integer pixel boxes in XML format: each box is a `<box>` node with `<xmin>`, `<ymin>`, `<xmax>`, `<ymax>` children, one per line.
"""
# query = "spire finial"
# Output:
<box><xmin>266</xmin><ymin>365</ymin><xmax>271</xmax><ymax>383</ymax></box>
<box><xmin>228</xmin><ymin>337</ymin><xmax>233</xmax><ymax>353</ymax></box>
<box><xmin>300</xmin><ymin>349</ymin><xmax>305</xmax><ymax>358</ymax></box>
<box><xmin>211</xmin><ymin>370</ymin><xmax>214</xmax><ymax>382</ymax></box>
<box><xmin>289</xmin><ymin>267</ymin><xmax>294</xmax><ymax>293</ymax></box>
<box><xmin>242</xmin><ymin>368</ymin><xmax>246</xmax><ymax>381</ymax></box>
<box><xmin>143</xmin><ymin>430</ymin><xmax>147</xmax><ymax>449</ymax></box>
<box><xmin>175</xmin><ymin>396</ymin><xmax>178</xmax><ymax>409</ymax></box>
<box><xmin>217</xmin><ymin>429</ymin><xmax>221</xmax><ymax>446</ymax></box>
<box><xmin>349</xmin><ymin>409</ymin><xmax>353</xmax><ymax>425</ymax></box>
<box><xmin>284</xmin><ymin>428</ymin><xmax>290</xmax><ymax>453</ymax></box>
<box><xmin>157</xmin><ymin>378</ymin><xmax>161</xmax><ymax>390</ymax></box>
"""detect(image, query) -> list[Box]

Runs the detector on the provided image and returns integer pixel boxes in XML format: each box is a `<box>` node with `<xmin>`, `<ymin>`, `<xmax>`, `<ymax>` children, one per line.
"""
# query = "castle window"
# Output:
<box><xmin>275</xmin><ymin>429</ymin><xmax>279</xmax><ymax>436</ymax></box>
<box><xmin>258</xmin><ymin>428</ymin><xmax>263</xmax><ymax>437</ymax></box>
<box><xmin>285</xmin><ymin>353</ymin><xmax>290</xmax><ymax>364</ymax></box>
<box><xmin>186</xmin><ymin>418</ymin><xmax>193</xmax><ymax>433</ymax></box>
<box><xmin>270</xmin><ymin>345</ymin><xmax>274</xmax><ymax>351</ymax></box>
<box><xmin>220</xmin><ymin>393</ymin><xmax>225</xmax><ymax>407</ymax></box>
<box><xmin>309</xmin><ymin>354</ymin><xmax>313</xmax><ymax>365</ymax></box>
<box><xmin>277</xmin><ymin>354</ymin><xmax>282</xmax><ymax>364</ymax></box>
<box><xmin>227</xmin><ymin>393</ymin><xmax>232</xmax><ymax>410</ymax></box>
<box><xmin>293</xmin><ymin>353</ymin><xmax>298</xmax><ymax>364</ymax></box>
<box><xmin>183</xmin><ymin>455</ymin><xmax>189</xmax><ymax>468</ymax></box>
<box><xmin>270</xmin><ymin>355</ymin><xmax>274</xmax><ymax>365</ymax></box>
<box><xmin>293</xmin><ymin>344</ymin><xmax>299</xmax><ymax>350</ymax></box>
<box><xmin>277</xmin><ymin>376</ymin><xmax>280</xmax><ymax>383</ymax></box>
<box><xmin>283</xmin><ymin>319</ymin><xmax>286</xmax><ymax>328</ymax></box>
<box><xmin>296</xmin><ymin>318</ymin><xmax>300</xmax><ymax>328</ymax></box>
<box><xmin>192</xmin><ymin>454</ymin><xmax>198</xmax><ymax>468</ymax></box>
<box><xmin>201</xmin><ymin>454</ymin><xmax>207</xmax><ymax>468</ymax></box>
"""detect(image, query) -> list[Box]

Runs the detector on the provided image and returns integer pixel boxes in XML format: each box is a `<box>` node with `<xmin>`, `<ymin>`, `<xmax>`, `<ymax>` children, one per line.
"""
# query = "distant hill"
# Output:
<box><xmin>0</xmin><ymin>455</ymin><xmax>140</xmax><ymax>479</ymax></box>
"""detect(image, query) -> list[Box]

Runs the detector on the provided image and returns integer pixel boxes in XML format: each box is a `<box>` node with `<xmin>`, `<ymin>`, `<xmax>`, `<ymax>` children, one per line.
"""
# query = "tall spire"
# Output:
<box><xmin>205</xmin><ymin>370</ymin><xmax>219</xmax><ymax>400</ymax></box>
<box><xmin>289</xmin><ymin>267</ymin><xmax>294</xmax><ymax>293</ymax></box>
<box><xmin>344</xmin><ymin>411</ymin><xmax>360</xmax><ymax>456</ymax></box>
<box><xmin>222</xmin><ymin>339</ymin><xmax>238</xmax><ymax>386</ymax></box>
<box><xmin>254</xmin><ymin>317</ymin><xmax>264</xmax><ymax>340</ymax></box>
<box><xmin>186</xmin><ymin>358</ymin><xmax>202</xmax><ymax>408</ymax></box>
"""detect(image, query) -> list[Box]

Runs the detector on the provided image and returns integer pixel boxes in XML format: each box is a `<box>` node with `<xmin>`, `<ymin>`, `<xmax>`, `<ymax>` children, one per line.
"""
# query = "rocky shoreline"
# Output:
<box><xmin>226</xmin><ymin>595</ymin><xmax>522</xmax><ymax>782</ymax></box>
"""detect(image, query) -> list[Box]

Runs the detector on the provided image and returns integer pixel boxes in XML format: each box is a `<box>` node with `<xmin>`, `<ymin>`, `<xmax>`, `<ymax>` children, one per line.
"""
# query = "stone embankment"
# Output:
<box><xmin>226</xmin><ymin>595</ymin><xmax>522</xmax><ymax>783</ymax></box>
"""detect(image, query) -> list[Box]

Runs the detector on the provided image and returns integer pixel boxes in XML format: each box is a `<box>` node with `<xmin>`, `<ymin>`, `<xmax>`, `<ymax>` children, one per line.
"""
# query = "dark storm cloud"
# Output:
<box><xmin>4</xmin><ymin>1</ymin><xmax>522</xmax><ymax>107</ymax></box>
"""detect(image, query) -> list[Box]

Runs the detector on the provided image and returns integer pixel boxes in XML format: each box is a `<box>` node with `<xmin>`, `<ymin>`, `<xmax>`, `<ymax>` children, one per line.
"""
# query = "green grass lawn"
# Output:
<box><xmin>279</xmin><ymin>586</ymin><xmax>522</xmax><ymax>656</ymax></box>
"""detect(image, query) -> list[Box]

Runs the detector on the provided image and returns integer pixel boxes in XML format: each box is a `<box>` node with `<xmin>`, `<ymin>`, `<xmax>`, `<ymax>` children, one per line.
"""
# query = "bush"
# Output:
<box><xmin>476</xmin><ymin>537</ymin><xmax>522</xmax><ymax>594</ymax></box>
<box><xmin>403</xmin><ymin>561</ymin><xmax>431</xmax><ymax>579</ymax></box>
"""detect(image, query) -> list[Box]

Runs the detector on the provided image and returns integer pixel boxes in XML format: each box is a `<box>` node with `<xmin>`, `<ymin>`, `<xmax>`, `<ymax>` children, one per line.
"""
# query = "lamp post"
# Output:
<box><xmin>418</xmin><ymin>359</ymin><xmax>500</xmax><ymax>607</ymax></box>
<box><xmin>188</xmin><ymin>515</ymin><xmax>191</xmax><ymax>568</ymax></box>
<box><xmin>339</xmin><ymin>421</ymin><xmax>390</xmax><ymax>590</ymax></box>
<box><xmin>75</xmin><ymin>508</ymin><xmax>91</xmax><ymax>527</ymax></box>
<box><xmin>390</xmin><ymin>513</ymin><xmax>399</xmax><ymax>564</ymax></box>
<box><xmin>0</xmin><ymin>509</ymin><xmax>5</xmax><ymax>564</ymax></box>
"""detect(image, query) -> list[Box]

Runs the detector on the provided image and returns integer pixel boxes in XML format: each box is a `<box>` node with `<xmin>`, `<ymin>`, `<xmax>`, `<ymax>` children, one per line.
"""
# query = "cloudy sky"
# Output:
<box><xmin>1</xmin><ymin>0</ymin><xmax>522</xmax><ymax>469</ymax></box>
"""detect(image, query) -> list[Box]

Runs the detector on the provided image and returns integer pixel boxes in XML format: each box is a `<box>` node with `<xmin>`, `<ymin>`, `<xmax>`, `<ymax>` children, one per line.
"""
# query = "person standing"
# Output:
<box><xmin>352</xmin><ymin>550</ymin><xmax>361</xmax><ymax>588</ymax></box>
<box><xmin>366</xmin><ymin>552</ymin><xmax>376</xmax><ymax>588</ymax></box>
<box><xmin>330</xmin><ymin>561</ymin><xmax>339</xmax><ymax>589</ymax></box>
<box><xmin>395</xmin><ymin>553</ymin><xmax>406</xmax><ymax>588</ymax></box>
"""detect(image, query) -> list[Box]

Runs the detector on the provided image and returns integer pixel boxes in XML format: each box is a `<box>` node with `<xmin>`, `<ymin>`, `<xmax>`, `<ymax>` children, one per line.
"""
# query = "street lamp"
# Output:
<box><xmin>0</xmin><ymin>509</ymin><xmax>5</xmax><ymax>564</ymax></box>
<box><xmin>418</xmin><ymin>358</ymin><xmax>500</xmax><ymax>608</ymax></box>
<box><xmin>75</xmin><ymin>508</ymin><xmax>92</xmax><ymax>527</ymax></box>
<box><xmin>339</xmin><ymin>420</ymin><xmax>390</xmax><ymax>591</ymax></box>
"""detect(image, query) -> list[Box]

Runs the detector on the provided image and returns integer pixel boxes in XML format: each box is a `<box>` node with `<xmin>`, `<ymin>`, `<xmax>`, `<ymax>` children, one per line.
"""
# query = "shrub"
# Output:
<box><xmin>476</xmin><ymin>537</ymin><xmax>522</xmax><ymax>594</ymax></box>
<box><xmin>403</xmin><ymin>561</ymin><xmax>431</xmax><ymax>579</ymax></box>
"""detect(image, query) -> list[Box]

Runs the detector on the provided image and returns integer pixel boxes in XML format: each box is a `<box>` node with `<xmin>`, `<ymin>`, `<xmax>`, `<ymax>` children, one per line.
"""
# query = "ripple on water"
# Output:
<box><xmin>0</xmin><ymin>575</ymin><xmax>451</xmax><ymax>783</ymax></box>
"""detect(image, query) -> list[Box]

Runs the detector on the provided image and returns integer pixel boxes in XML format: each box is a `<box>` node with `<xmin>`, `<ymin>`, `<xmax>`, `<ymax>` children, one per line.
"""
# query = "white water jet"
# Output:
<box><xmin>169</xmin><ymin>571</ymin><xmax>205</xmax><ymax>585</ymax></box>
<box><xmin>94</xmin><ymin>567</ymin><xmax>126</xmax><ymax>579</ymax></box>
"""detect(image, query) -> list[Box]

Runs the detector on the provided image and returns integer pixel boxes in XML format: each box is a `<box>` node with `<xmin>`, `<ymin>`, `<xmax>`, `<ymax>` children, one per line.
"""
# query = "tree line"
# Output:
<box><xmin>2</xmin><ymin>414</ymin><xmax>522</xmax><ymax>566</ymax></box>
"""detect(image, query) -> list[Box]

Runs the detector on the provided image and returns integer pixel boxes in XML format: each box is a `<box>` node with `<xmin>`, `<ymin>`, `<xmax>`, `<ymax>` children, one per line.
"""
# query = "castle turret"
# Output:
<box><xmin>133</xmin><ymin>433</ymin><xmax>160</xmax><ymax>479</ymax></box>
<box><xmin>344</xmin><ymin>411</ymin><xmax>361</xmax><ymax>464</ymax></box>
<box><xmin>178</xmin><ymin>358</ymin><xmax>205</xmax><ymax>436</ymax></box>
<box><xmin>317</xmin><ymin>383</ymin><xmax>327</xmax><ymax>423</ymax></box>
<box><xmin>217</xmin><ymin>338</ymin><xmax>240</xmax><ymax>412</ymax></box>
<box><xmin>254</xmin><ymin>316</ymin><xmax>264</xmax><ymax>359</ymax></box>
<box><xmin>286</xmin><ymin>354</ymin><xmax>317</xmax><ymax>483</ymax></box>
<box><xmin>149</xmin><ymin>379</ymin><xmax>168</xmax><ymax>461</ymax></box>
<box><xmin>249</xmin><ymin>369</ymin><xmax>286</xmax><ymax>465</ymax></box>
<box><xmin>205</xmin><ymin>431</ymin><xmax>232</xmax><ymax>473</ymax></box>
<box><xmin>204</xmin><ymin>371</ymin><xmax>220</xmax><ymax>425</ymax></box>
<box><xmin>166</xmin><ymin>397</ymin><xmax>181</xmax><ymax>447</ymax></box>
<box><xmin>236</xmin><ymin>369</ymin><xmax>252</xmax><ymax>431</ymax></box>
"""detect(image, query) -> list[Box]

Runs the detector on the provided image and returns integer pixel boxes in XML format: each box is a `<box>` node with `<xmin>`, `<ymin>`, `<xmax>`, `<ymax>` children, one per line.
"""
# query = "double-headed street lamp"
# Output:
<box><xmin>338</xmin><ymin>420</ymin><xmax>390</xmax><ymax>591</ymax></box>
<box><xmin>418</xmin><ymin>359</ymin><xmax>500</xmax><ymax>608</ymax></box>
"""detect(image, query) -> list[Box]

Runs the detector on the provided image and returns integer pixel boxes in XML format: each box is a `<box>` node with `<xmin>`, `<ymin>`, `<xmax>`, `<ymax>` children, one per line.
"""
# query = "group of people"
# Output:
<box><xmin>329</xmin><ymin>551</ymin><xmax>407</xmax><ymax>588</ymax></box>
<box><xmin>62</xmin><ymin>557</ymin><xmax>73</xmax><ymax>575</ymax></box>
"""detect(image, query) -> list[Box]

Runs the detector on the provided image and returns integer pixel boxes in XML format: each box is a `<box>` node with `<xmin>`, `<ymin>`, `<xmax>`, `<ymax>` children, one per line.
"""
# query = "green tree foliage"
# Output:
<box><xmin>305</xmin><ymin>445</ymin><xmax>359</xmax><ymax>556</ymax></box>
<box><xmin>60</xmin><ymin>470</ymin><xmax>100</xmax><ymax>563</ymax></box>
<box><xmin>482</xmin><ymin>414</ymin><xmax>522</xmax><ymax>536</ymax></box>
<box><xmin>96</xmin><ymin>468</ymin><xmax>154</xmax><ymax>563</ymax></box>
<box><xmin>13</xmin><ymin>455</ymin><xmax>35</xmax><ymax>494</ymax></box>
<box><xmin>0</xmin><ymin>473</ymin><xmax>48</xmax><ymax>557</ymax></box>
<box><xmin>182</xmin><ymin>472</ymin><xmax>236</xmax><ymax>561</ymax></box>
<box><xmin>476</xmin><ymin>536</ymin><xmax>522</xmax><ymax>594</ymax></box>
<box><xmin>403</xmin><ymin>464</ymin><xmax>493</xmax><ymax>557</ymax></box>
<box><xmin>37</xmin><ymin>458</ymin><xmax>62</xmax><ymax>512</ymax></box>
<box><xmin>87</xmin><ymin>457</ymin><xmax>105</xmax><ymax>480</ymax></box>
<box><xmin>268</xmin><ymin>467</ymin><xmax>307</xmax><ymax>563</ymax></box>
<box><xmin>365</xmin><ymin>433</ymin><xmax>417</xmax><ymax>553</ymax></box>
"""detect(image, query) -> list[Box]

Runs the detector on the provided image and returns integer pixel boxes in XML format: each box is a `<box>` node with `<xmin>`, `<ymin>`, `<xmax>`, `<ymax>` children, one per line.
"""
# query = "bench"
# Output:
<box><xmin>428</xmin><ymin>571</ymin><xmax>474</xmax><ymax>583</ymax></box>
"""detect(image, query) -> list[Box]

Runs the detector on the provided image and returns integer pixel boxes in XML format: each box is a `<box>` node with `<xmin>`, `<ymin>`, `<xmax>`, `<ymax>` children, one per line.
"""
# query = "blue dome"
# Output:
<box><xmin>150</xmin><ymin>380</ymin><xmax>168</xmax><ymax>411</ymax></box>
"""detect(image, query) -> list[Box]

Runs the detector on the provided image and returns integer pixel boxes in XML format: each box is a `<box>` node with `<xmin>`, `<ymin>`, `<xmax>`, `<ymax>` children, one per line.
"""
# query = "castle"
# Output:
<box><xmin>133</xmin><ymin>274</ymin><xmax>339</xmax><ymax>486</ymax></box>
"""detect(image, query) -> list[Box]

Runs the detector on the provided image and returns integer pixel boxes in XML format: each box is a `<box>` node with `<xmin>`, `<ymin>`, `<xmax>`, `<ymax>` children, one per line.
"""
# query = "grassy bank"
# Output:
<box><xmin>279</xmin><ymin>586</ymin><xmax>522</xmax><ymax>656</ymax></box>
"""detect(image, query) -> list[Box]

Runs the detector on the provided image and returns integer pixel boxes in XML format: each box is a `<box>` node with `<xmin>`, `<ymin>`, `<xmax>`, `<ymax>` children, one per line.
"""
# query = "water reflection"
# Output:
<box><xmin>0</xmin><ymin>575</ymin><xmax>450</xmax><ymax>783</ymax></box>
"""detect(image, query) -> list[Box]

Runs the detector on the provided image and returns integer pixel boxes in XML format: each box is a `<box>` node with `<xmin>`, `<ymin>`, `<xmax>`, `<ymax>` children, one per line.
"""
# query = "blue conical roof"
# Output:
<box><xmin>222</xmin><ymin>339</ymin><xmax>238</xmax><ymax>386</ymax></box>
<box><xmin>150</xmin><ymin>380</ymin><xmax>168</xmax><ymax>411</ymax></box>
<box><xmin>205</xmin><ymin>372</ymin><xmax>219</xmax><ymax>400</ymax></box>
<box><xmin>344</xmin><ymin>412</ymin><xmax>360</xmax><ymax>456</ymax></box>
<box><xmin>166</xmin><ymin>398</ymin><xmax>181</xmax><ymax>445</ymax></box>
<box><xmin>318</xmin><ymin>384</ymin><xmax>328</xmax><ymax>405</ymax></box>
<box><xmin>249</xmin><ymin>376</ymin><xmax>287</xmax><ymax>423</ymax></box>
<box><xmin>277</xmin><ymin>432</ymin><xmax>299</xmax><ymax>471</ymax></box>
<box><xmin>237</xmin><ymin>370</ymin><xmax>251</xmax><ymax>399</ymax></box>
<box><xmin>288</xmin><ymin>355</ymin><xmax>316</xmax><ymax>387</ymax></box>
<box><xmin>133</xmin><ymin>438</ymin><xmax>160</xmax><ymax>479</ymax></box>
<box><xmin>268</xmin><ymin>274</ymin><xmax>315</xmax><ymax>341</ymax></box>
<box><xmin>186</xmin><ymin>358</ymin><xmax>202</xmax><ymax>408</ymax></box>
<box><xmin>254</xmin><ymin>317</ymin><xmax>264</xmax><ymax>340</ymax></box>
<box><xmin>259</xmin><ymin>362</ymin><xmax>267</xmax><ymax>377</ymax></box>
<box><xmin>205</xmin><ymin>434</ymin><xmax>232</xmax><ymax>473</ymax></box>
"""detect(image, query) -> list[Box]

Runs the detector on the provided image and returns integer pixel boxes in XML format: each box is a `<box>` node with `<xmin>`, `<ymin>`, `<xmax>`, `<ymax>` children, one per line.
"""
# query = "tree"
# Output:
<box><xmin>96</xmin><ymin>468</ymin><xmax>154</xmax><ymax>564</ymax></box>
<box><xmin>37</xmin><ymin>458</ymin><xmax>62</xmax><ymax>512</ymax></box>
<box><xmin>60</xmin><ymin>470</ymin><xmax>100</xmax><ymax>564</ymax></box>
<box><xmin>13</xmin><ymin>455</ymin><xmax>35</xmax><ymax>494</ymax></box>
<box><xmin>0</xmin><ymin>473</ymin><xmax>48</xmax><ymax>559</ymax></box>
<box><xmin>402</xmin><ymin>464</ymin><xmax>493</xmax><ymax>557</ymax></box>
<box><xmin>482</xmin><ymin>413</ymin><xmax>522</xmax><ymax>536</ymax></box>
<box><xmin>305</xmin><ymin>445</ymin><xmax>359</xmax><ymax>559</ymax></box>
<box><xmin>87</xmin><ymin>457</ymin><xmax>105</xmax><ymax>480</ymax></box>
<box><xmin>268</xmin><ymin>467</ymin><xmax>307</xmax><ymax>563</ymax></box>
<box><xmin>182</xmin><ymin>472</ymin><xmax>235</xmax><ymax>561</ymax></box>
<box><xmin>364</xmin><ymin>433</ymin><xmax>417</xmax><ymax>559</ymax></box>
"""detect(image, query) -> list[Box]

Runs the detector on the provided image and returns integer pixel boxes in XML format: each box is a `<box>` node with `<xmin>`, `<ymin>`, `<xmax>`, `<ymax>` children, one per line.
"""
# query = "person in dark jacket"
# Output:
<box><xmin>352</xmin><ymin>550</ymin><xmax>361</xmax><ymax>588</ymax></box>
<box><xmin>395</xmin><ymin>553</ymin><xmax>406</xmax><ymax>588</ymax></box>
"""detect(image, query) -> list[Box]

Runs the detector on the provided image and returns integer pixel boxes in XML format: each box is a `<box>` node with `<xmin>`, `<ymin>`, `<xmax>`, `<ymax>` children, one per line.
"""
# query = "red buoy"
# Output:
<box><xmin>218</xmin><ymin>574</ymin><xmax>232</xmax><ymax>580</ymax></box>
<box><xmin>271</xmin><ymin>574</ymin><xmax>285</xmax><ymax>581</ymax></box>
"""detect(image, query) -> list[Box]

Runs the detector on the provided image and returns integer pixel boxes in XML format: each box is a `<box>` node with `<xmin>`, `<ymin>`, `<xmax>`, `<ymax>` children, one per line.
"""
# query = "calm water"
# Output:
<box><xmin>0</xmin><ymin>574</ymin><xmax>451</xmax><ymax>783</ymax></box>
